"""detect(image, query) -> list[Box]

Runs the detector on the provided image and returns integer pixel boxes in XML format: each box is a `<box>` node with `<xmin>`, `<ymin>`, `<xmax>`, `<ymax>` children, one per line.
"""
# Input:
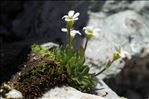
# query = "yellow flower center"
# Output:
<box><xmin>68</xmin><ymin>16</ymin><xmax>73</xmax><ymax>20</ymax></box>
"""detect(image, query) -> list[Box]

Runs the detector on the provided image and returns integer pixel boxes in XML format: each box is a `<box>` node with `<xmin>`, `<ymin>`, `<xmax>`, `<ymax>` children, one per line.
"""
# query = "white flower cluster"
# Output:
<box><xmin>61</xmin><ymin>28</ymin><xmax>81</xmax><ymax>37</ymax></box>
<box><xmin>62</xmin><ymin>10</ymin><xmax>99</xmax><ymax>39</ymax></box>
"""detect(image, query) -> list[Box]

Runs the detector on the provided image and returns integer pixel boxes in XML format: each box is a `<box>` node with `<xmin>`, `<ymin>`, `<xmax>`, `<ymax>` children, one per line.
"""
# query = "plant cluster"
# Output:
<box><xmin>0</xmin><ymin>10</ymin><xmax>122</xmax><ymax>98</ymax></box>
<box><xmin>30</xmin><ymin>10</ymin><xmax>121</xmax><ymax>93</ymax></box>
<box><xmin>53</xmin><ymin>10</ymin><xmax>121</xmax><ymax>92</ymax></box>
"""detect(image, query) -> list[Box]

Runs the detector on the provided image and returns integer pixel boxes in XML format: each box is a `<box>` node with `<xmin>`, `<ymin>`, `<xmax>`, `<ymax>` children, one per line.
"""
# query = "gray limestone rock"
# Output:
<box><xmin>40</xmin><ymin>79</ymin><xmax>120</xmax><ymax>99</ymax></box>
<box><xmin>84</xmin><ymin>1</ymin><xmax>149</xmax><ymax>98</ymax></box>
<box><xmin>86</xmin><ymin>4</ymin><xmax>149</xmax><ymax>79</ymax></box>
<box><xmin>41</xmin><ymin>86</ymin><xmax>105</xmax><ymax>99</ymax></box>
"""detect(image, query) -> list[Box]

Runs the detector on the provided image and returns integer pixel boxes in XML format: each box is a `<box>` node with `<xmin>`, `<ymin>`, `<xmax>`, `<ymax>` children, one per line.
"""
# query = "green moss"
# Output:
<box><xmin>11</xmin><ymin>52</ymin><xmax>67</xmax><ymax>98</ymax></box>
<box><xmin>31</xmin><ymin>44</ymin><xmax>55</xmax><ymax>59</ymax></box>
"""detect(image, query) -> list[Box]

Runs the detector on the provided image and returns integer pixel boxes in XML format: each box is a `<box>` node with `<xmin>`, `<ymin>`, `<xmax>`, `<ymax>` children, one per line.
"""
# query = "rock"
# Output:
<box><xmin>102</xmin><ymin>0</ymin><xmax>130</xmax><ymax>13</ymax></box>
<box><xmin>5</xmin><ymin>89</ymin><xmax>23</xmax><ymax>99</ymax></box>
<box><xmin>86</xmin><ymin>7</ymin><xmax>149</xmax><ymax>79</ymax></box>
<box><xmin>95</xmin><ymin>79</ymin><xmax>119</xmax><ymax>99</ymax></box>
<box><xmin>41</xmin><ymin>86</ymin><xmax>105</xmax><ymax>99</ymax></box>
<box><xmin>41</xmin><ymin>42</ymin><xmax>59</xmax><ymax>49</ymax></box>
<box><xmin>84</xmin><ymin>1</ymin><xmax>149</xmax><ymax>98</ymax></box>
<box><xmin>40</xmin><ymin>79</ymin><xmax>120</xmax><ymax>99</ymax></box>
<box><xmin>129</xmin><ymin>1</ymin><xmax>149</xmax><ymax>12</ymax></box>
<box><xmin>34</xmin><ymin>60</ymin><xmax>120</xmax><ymax>99</ymax></box>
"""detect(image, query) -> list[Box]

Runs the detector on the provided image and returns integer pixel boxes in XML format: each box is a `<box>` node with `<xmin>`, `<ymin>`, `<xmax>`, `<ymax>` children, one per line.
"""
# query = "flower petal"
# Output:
<box><xmin>62</xmin><ymin>15</ymin><xmax>68</xmax><ymax>19</ymax></box>
<box><xmin>70</xmin><ymin>32</ymin><xmax>76</xmax><ymax>37</ymax></box>
<box><xmin>73</xmin><ymin>30</ymin><xmax>81</xmax><ymax>34</ymax></box>
<box><xmin>74</xmin><ymin>18</ymin><xmax>78</xmax><ymax>20</ymax></box>
<box><xmin>61</xmin><ymin>28</ymin><xmax>67</xmax><ymax>32</ymax></box>
<box><xmin>87</xmin><ymin>26</ymin><xmax>93</xmax><ymax>30</ymax></box>
<box><xmin>73</xmin><ymin>12</ymin><xmax>80</xmax><ymax>18</ymax></box>
<box><xmin>71</xmin><ymin>30</ymin><xmax>81</xmax><ymax>37</ymax></box>
<box><xmin>94</xmin><ymin>32</ymin><xmax>99</xmax><ymax>37</ymax></box>
<box><xmin>83</xmin><ymin>27</ymin><xmax>87</xmax><ymax>30</ymax></box>
<box><xmin>68</xmin><ymin>10</ymin><xmax>75</xmax><ymax>17</ymax></box>
<box><xmin>120</xmin><ymin>49</ymin><xmax>131</xmax><ymax>59</ymax></box>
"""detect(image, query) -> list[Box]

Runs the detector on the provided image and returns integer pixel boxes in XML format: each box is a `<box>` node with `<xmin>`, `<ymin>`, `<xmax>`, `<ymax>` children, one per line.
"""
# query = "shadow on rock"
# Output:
<box><xmin>104</xmin><ymin>54</ymin><xmax>149</xmax><ymax>99</ymax></box>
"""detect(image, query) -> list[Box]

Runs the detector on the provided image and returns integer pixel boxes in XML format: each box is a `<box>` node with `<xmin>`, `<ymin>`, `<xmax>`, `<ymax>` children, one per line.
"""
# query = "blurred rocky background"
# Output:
<box><xmin>0</xmin><ymin>0</ymin><xmax>149</xmax><ymax>99</ymax></box>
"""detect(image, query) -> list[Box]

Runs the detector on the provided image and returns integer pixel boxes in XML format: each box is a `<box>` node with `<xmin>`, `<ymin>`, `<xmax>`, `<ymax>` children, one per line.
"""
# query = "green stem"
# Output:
<box><xmin>67</xmin><ymin>27</ymin><xmax>71</xmax><ymax>49</ymax></box>
<box><xmin>94</xmin><ymin>67</ymin><xmax>106</xmax><ymax>76</ymax></box>
<box><xmin>80</xmin><ymin>39</ymin><xmax>89</xmax><ymax>63</ymax></box>
<box><xmin>95</xmin><ymin>59</ymin><xmax>115</xmax><ymax>76</ymax></box>
<box><xmin>66</xmin><ymin>21</ymin><xmax>74</xmax><ymax>49</ymax></box>
<box><xmin>84</xmin><ymin>39</ymin><xmax>88</xmax><ymax>52</ymax></box>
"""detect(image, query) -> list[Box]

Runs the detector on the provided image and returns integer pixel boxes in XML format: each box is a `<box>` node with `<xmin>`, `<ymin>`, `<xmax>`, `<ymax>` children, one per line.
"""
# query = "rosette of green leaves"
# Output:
<box><xmin>53</xmin><ymin>47</ymin><xmax>97</xmax><ymax>92</ymax></box>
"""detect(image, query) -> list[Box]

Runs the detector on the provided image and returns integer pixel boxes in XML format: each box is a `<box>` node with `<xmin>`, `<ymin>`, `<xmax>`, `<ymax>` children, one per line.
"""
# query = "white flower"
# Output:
<box><xmin>120</xmin><ymin>49</ymin><xmax>131</xmax><ymax>59</ymax></box>
<box><xmin>62</xmin><ymin>10</ymin><xmax>80</xmax><ymax>21</ymax></box>
<box><xmin>114</xmin><ymin>47</ymin><xmax>131</xmax><ymax>60</ymax></box>
<box><xmin>83</xmin><ymin>26</ymin><xmax>100</xmax><ymax>40</ymax></box>
<box><xmin>61</xmin><ymin>28</ymin><xmax>81</xmax><ymax>37</ymax></box>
